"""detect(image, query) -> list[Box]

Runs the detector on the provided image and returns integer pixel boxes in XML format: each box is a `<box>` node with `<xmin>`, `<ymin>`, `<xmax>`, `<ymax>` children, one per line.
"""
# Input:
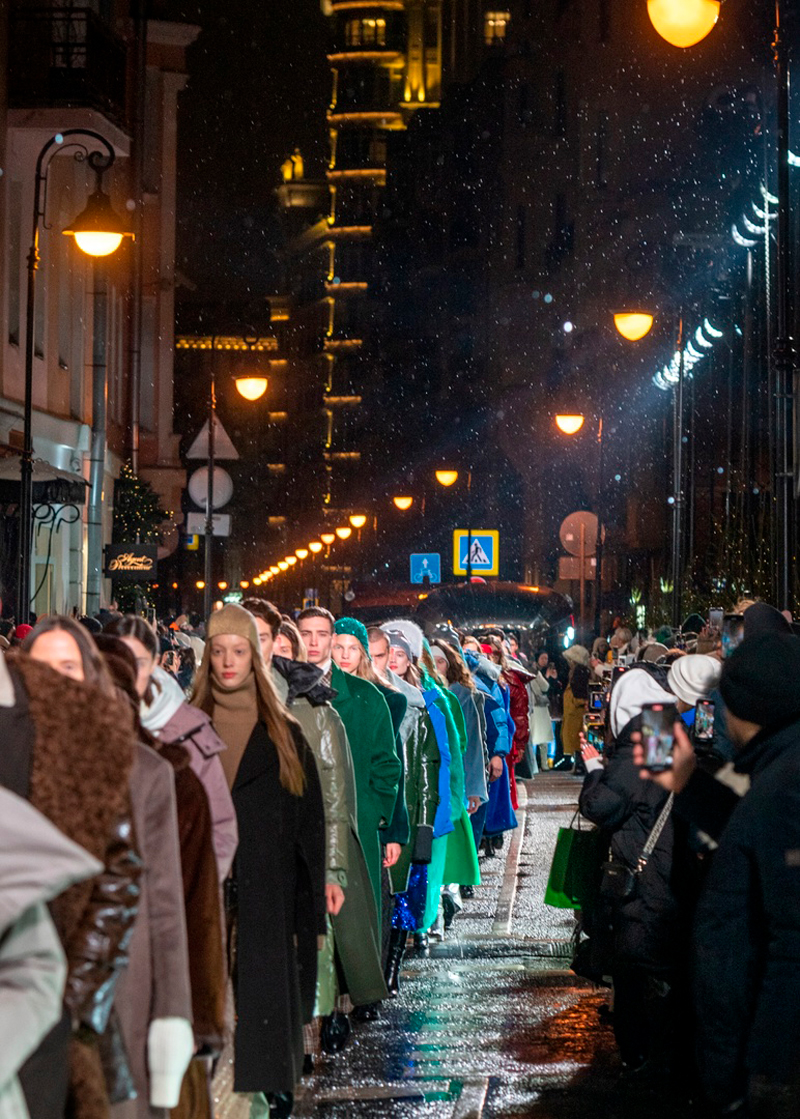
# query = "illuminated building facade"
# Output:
<box><xmin>278</xmin><ymin>1</ymin><xmax>495</xmax><ymax>522</ymax></box>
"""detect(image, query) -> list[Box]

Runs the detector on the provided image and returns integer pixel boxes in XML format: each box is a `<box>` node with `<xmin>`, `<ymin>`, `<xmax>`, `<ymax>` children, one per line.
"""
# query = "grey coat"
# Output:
<box><xmin>0</xmin><ymin>787</ymin><xmax>101</xmax><ymax>1119</ymax></box>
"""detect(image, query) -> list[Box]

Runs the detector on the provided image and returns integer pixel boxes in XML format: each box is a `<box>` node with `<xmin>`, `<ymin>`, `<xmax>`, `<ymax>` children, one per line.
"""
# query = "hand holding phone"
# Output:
<box><xmin>640</xmin><ymin>702</ymin><xmax>679</xmax><ymax>772</ymax></box>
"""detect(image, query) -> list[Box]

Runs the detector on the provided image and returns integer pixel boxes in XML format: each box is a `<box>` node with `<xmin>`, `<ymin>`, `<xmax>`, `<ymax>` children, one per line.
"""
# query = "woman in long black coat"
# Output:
<box><xmin>192</xmin><ymin>605</ymin><xmax>326</xmax><ymax>1116</ymax></box>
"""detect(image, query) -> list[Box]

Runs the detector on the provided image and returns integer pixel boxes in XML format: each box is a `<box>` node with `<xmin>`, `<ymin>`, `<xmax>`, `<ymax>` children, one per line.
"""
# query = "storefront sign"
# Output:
<box><xmin>104</xmin><ymin>544</ymin><xmax>158</xmax><ymax>582</ymax></box>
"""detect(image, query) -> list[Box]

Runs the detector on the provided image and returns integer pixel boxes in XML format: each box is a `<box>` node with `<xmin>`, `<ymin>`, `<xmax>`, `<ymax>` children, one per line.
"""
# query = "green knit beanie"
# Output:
<box><xmin>334</xmin><ymin>617</ymin><xmax>372</xmax><ymax>660</ymax></box>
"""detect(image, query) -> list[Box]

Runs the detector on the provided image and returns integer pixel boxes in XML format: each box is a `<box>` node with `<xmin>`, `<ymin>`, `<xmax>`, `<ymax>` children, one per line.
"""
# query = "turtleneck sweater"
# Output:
<box><xmin>211</xmin><ymin>674</ymin><xmax>258</xmax><ymax>790</ymax></box>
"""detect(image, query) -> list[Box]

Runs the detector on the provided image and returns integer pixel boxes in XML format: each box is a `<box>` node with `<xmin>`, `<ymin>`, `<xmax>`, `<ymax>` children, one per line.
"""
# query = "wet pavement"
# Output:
<box><xmin>214</xmin><ymin>774</ymin><xmax>695</xmax><ymax>1118</ymax></box>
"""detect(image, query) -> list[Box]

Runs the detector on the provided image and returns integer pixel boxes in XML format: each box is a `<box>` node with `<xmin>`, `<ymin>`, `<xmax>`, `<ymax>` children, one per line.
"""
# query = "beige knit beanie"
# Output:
<box><xmin>207</xmin><ymin>603</ymin><xmax>261</xmax><ymax>660</ymax></box>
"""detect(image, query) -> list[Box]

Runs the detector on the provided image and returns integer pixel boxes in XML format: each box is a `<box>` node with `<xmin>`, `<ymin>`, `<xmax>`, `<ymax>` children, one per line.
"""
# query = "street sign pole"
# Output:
<box><xmin>204</xmin><ymin>337</ymin><xmax>216</xmax><ymax>620</ymax></box>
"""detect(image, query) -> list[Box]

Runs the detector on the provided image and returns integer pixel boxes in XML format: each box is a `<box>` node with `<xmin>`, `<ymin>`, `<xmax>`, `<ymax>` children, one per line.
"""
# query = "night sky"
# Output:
<box><xmin>164</xmin><ymin>0</ymin><xmax>329</xmax><ymax>300</ymax></box>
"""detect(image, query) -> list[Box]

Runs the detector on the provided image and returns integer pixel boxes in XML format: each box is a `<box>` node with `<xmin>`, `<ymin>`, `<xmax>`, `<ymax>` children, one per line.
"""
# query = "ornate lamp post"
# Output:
<box><xmin>20</xmin><ymin>130</ymin><xmax>133</xmax><ymax>621</ymax></box>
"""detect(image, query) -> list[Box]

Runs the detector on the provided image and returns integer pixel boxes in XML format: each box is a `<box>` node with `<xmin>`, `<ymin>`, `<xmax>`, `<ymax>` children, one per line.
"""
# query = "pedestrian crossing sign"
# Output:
<box><xmin>453</xmin><ymin>530</ymin><xmax>499</xmax><ymax>576</ymax></box>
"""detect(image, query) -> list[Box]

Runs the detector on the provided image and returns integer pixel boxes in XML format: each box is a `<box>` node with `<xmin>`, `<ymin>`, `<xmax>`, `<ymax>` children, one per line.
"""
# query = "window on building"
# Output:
<box><xmin>344</xmin><ymin>17</ymin><xmax>386</xmax><ymax>47</ymax></box>
<box><xmin>484</xmin><ymin>11</ymin><xmax>510</xmax><ymax>45</ymax></box>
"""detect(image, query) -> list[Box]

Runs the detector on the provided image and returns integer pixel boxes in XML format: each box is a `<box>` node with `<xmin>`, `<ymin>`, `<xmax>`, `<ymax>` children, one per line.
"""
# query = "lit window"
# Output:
<box><xmin>485</xmin><ymin>10</ymin><xmax>510</xmax><ymax>45</ymax></box>
<box><xmin>344</xmin><ymin>17</ymin><xmax>386</xmax><ymax>47</ymax></box>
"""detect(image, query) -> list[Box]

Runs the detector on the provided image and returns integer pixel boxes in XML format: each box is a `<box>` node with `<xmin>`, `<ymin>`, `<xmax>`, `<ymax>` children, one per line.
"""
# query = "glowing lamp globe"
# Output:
<box><xmin>218</xmin><ymin>580</ymin><xmax>228</xmax><ymax>590</ymax></box>
<box><xmin>335</xmin><ymin>526</ymin><xmax>352</xmax><ymax>540</ymax></box>
<box><xmin>309</xmin><ymin>541</ymin><xmax>323</xmax><ymax>553</ymax></box>
<box><xmin>286</xmin><ymin>556</ymin><xmax>298</xmax><ymax>566</ymax></box>
<box><xmin>278</xmin><ymin>561</ymin><xmax>289</xmax><ymax>571</ymax></box>
<box><xmin>63</xmin><ymin>189</ymin><xmax>133</xmax><ymax>257</ymax></box>
<box><xmin>435</xmin><ymin>469</ymin><xmax>459</xmax><ymax>487</ymax></box>
<box><xmin>555</xmin><ymin>414</ymin><xmax>586</xmax><ymax>436</ymax></box>
<box><xmin>320</xmin><ymin>532</ymin><xmax>336</xmax><ymax>545</ymax></box>
<box><xmin>270</xmin><ymin>566</ymin><xmax>280</xmax><ymax>575</ymax></box>
<box><xmin>234</xmin><ymin>376</ymin><xmax>268</xmax><ymax>401</ymax></box>
<box><xmin>349</xmin><ymin>514</ymin><xmax>367</xmax><ymax>529</ymax></box>
<box><xmin>613</xmin><ymin>312</ymin><xmax>654</xmax><ymax>341</ymax></box>
<box><xmin>647</xmin><ymin>0</ymin><xmax>720</xmax><ymax>48</ymax></box>
<box><xmin>296</xmin><ymin>548</ymin><xmax>309</xmax><ymax>560</ymax></box>
<box><xmin>240</xmin><ymin>580</ymin><xmax>250</xmax><ymax>589</ymax></box>
<box><xmin>393</xmin><ymin>496</ymin><xmax>413</xmax><ymax>511</ymax></box>
<box><xmin>195</xmin><ymin>580</ymin><xmax>205</xmax><ymax>590</ymax></box>
<box><xmin>253</xmin><ymin>577</ymin><xmax>262</xmax><ymax>586</ymax></box>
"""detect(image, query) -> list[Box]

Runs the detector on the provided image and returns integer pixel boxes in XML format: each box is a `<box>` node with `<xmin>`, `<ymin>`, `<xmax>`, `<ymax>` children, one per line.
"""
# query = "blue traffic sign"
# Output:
<box><xmin>453</xmin><ymin>530</ymin><xmax>499</xmax><ymax>576</ymax></box>
<box><xmin>410</xmin><ymin>553</ymin><xmax>441</xmax><ymax>584</ymax></box>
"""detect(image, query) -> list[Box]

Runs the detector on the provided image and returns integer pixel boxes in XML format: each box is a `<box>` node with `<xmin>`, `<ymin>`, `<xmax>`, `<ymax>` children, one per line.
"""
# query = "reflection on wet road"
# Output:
<box><xmin>215</xmin><ymin>775</ymin><xmax>694</xmax><ymax>1118</ymax></box>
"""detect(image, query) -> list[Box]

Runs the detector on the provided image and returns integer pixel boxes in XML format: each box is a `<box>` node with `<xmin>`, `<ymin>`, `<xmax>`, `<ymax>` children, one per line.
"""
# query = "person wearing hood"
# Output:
<box><xmin>245</xmin><ymin>600</ymin><xmax>387</xmax><ymax>1045</ymax></box>
<box><xmin>666</xmin><ymin>655</ymin><xmax>722</xmax><ymax>733</ymax></box>
<box><xmin>460</xmin><ymin>636</ymin><xmax>517</xmax><ymax>850</ymax></box>
<box><xmin>106</xmin><ymin>616</ymin><xmax>238</xmax><ymax>883</ymax></box>
<box><xmin>369</xmin><ymin>627</ymin><xmax>440</xmax><ymax>991</ymax></box>
<box><xmin>407</xmin><ymin>629</ymin><xmax>480</xmax><ymax>936</ymax></box>
<box><xmin>643</xmin><ymin>633</ymin><xmax>800</xmax><ymax>1116</ymax></box>
<box><xmin>332</xmin><ymin>618</ymin><xmax>410</xmax><ymax>874</ymax></box>
<box><xmin>485</xmin><ymin>635</ymin><xmax>532</xmax><ymax>809</ymax></box>
<box><xmin>317</xmin><ymin>625</ymin><xmax>401</xmax><ymax>927</ymax></box>
<box><xmin>0</xmin><ymin>788</ymin><xmax>101</xmax><ymax>1119</ymax></box>
<box><xmin>579</xmin><ymin>665</ymin><xmax>693</xmax><ymax>1078</ymax></box>
<box><xmin>192</xmin><ymin>605</ymin><xmax>326</xmax><ymax>1119</ymax></box>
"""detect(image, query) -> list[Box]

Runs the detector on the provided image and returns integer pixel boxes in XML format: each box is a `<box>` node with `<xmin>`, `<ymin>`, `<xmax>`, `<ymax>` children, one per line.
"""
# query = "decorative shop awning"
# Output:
<box><xmin>0</xmin><ymin>454</ymin><xmax>88</xmax><ymax>508</ymax></box>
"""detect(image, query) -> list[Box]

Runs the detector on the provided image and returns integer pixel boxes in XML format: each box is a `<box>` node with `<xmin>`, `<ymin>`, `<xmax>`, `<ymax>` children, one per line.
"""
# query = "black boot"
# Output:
<box><xmin>413</xmin><ymin>931</ymin><xmax>429</xmax><ymax>953</ymax></box>
<box><xmin>351</xmin><ymin>1001</ymin><xmax>380</xmax><ymax>1022</ymax></box>
<box><xmin>266</xmin><ymin>1093</ymin><xmax>293</xmax><ymax>1118</ymax></box>
<box><xmin>384</xmin><ymin>927</ymin><xmax>406</xmax><ymax>997</ymax></box>
<box><xmin>319</xmin><ymin>1011</ymin><xmax>351</xmax><ymax>1053</ymax></box>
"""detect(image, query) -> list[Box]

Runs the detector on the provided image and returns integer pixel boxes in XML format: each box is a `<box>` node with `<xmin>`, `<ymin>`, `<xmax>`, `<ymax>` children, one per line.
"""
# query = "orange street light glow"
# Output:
<box><xmin>647</xmin><ymin>0</ymin><xmax>719</xmax><ymax>48</ymax></box>
<box><xmin>435</xmin><ymin>469</ymin><xmax>459</xmax><ymax>487</ymax></box>
<box><xmin>349</xmin><ymin>514</ymin><xmax>367</xmax><ymax>529</ymax></box>
<box><xmin>335</xmin><ymin>526</ymin><xmax>352</xmax><ymax>540</ymax></box>
<box><xmin>309</xmin><ymin>542</ymin><xmax>323</xmax><ymax>553</ymax></box>
<box><xmin>393</xmin><ymin>496</ymin><xmax>413</xmax><ymax>510</ymax></box>
<box><xmin>321</xmin><ymin>532</ymin><xmax>336</xmax><ymax>545</ymax></box>
<box><xmin>614</xmin><ymin>311</ymin><xmax>654</xmax><ymax>341</ymax></box>
<box><xmin>555</xmin><ymin>414</ymin><xmax>586</xmax><ymax>436</ymax></box>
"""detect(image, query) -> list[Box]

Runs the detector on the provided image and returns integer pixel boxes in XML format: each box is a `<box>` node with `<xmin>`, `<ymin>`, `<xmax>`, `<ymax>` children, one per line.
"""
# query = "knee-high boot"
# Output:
<box><xmin>384</xmin><ymin>927</ymin><xmax>407</xmax><ymax>997</ymax></box>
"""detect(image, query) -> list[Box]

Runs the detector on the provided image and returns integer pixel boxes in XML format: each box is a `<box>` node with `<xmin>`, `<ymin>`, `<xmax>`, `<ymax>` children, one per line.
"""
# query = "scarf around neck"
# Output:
<box><xmin>211</xmin><ymin>673</ymin><xmax>258</xmax><ymax>789</ymax></box>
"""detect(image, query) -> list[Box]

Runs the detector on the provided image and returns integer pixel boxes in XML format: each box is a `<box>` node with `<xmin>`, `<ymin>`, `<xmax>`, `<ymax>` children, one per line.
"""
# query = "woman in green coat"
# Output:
<box><xmin>328</xmin><ymin>622</ymin><xmax>402</xmax><ymax>924</ymax></box>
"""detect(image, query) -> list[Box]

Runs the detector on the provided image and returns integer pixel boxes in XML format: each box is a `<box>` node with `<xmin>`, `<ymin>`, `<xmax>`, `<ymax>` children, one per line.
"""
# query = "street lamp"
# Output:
<box><xmin>393</xmin><ymin>496</ymin><xmax>413</xmax><ymax>510</ymax></box>
<box><xmin>647</xmin><ymin>0</ymin><xmax>720</xmax><ymax>47</ymax></box>
<box><xmin>555</xmin><ymin>411</ymin><xmax>605</xmax><ymax>636</ymax></box>
<box><xmin>286</xmin><ymin>556</ymin><xmax>298</xmax><ymax>566</ymax></box>
<box><xmin>270</xmin><ymin>565</ymin><xmax>280</xmax><ymax>575</ymax></box>
<box><xmin>320</xmin><ymin>532</ymin><xmax>336</xmax><ymax>545</ymax></box>
<box><xmin>649</xmin><ymin>0</ymin><xmax>796</xmax><ymax>609</ymax></box>
<box><xmin>309</xmin><ymin>541</ymin><xmax>323</xmax><ymax>554</ymax></box>
<box><xmin>296</xmin><ymin>548</ymin><xmax>309</xmax><ymax>560</ymax></box>
<box><xmin>435</xmin><ymin>469</ymin><xmax>459</xmax><ymax>487</ymax></box>
<box><xmin>20</xmin><ymin>131</ymin><xmax>133</xmax><ymax>621</ymax></box>
<box><xmin>234</xmin><ymin>375</ymin><xmax>269</xmax><ymax>401</ymax></box>
<box><xmin>555</xmin><ymin>415</ymin><xmax>586</xmax><ymax>436</ymax></box>
<box><xmin>278</xmin><ymin>561</ymin><xmax>289</xmax><ymax>571</ymax></box>
<box><xmin>335</xmin><ymin>526</ymin><xmax>352</xmax><ymax>540</ymax></box>
<box><xmin>613</xmin><ymin>312</ymin><xmax>655</xmax><ymax>341</ymax></box>
<box><xmin>349</xmin><ymin>514</ymin><xmax>367</xmax><ymax>529</ymax></box>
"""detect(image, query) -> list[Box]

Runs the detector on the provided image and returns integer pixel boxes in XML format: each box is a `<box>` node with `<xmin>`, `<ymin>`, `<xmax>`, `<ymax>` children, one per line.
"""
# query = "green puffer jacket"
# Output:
<box><xmin>386</xmin><ymin>670</ymin><xmax>441</xmax><ymax>893</ymax></box>
<box><xmin>272</xmin><ymin>658</ymin><xmax>387</xmax><ymax>1009</ymax></box>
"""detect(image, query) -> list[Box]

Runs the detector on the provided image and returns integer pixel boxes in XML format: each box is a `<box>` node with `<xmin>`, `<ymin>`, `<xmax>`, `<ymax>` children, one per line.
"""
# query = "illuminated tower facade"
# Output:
<box><xmin>279</xmin><ymin>1</ymin><xmax>445</xmax><ymax>516</ymax></box>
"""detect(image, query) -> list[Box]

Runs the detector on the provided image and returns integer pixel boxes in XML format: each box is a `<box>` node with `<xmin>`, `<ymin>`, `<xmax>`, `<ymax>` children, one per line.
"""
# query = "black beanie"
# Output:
<box><xmin>720</xmin><ymin>633</ymin><xmax>800</xmax><ymax>729</ymax></box>
<box><xmin>742</xmin><ymin>602</ymin><xmax>792</xmax><ymax>641</ymax></box>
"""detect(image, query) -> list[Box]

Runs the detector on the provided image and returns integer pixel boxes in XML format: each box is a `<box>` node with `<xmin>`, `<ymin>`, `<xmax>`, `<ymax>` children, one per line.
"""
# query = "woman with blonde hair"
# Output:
<box><xmin>192</xmin><ymin>604</ymin><xmax>326</xmax><ymax>1119</ymax></box>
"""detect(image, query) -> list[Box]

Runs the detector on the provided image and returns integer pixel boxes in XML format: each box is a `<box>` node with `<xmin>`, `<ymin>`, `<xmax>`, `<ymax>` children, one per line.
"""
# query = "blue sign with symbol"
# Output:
<box><xmin>452</xmin><ymin>530</ymin><xmax>499</xmax><ymax>576</ymax></box>
<box><xmin>410</xmin><ymin>553</ymin><xmax>441</xmax><ymax>585</ymax></box>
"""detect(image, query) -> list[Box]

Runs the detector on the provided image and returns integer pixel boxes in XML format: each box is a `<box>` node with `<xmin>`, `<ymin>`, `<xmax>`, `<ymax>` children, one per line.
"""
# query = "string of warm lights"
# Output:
<box><xmin>247</xmin><ymin>513</ymin><xmax>369</xmax><ymax>587</ymax></box>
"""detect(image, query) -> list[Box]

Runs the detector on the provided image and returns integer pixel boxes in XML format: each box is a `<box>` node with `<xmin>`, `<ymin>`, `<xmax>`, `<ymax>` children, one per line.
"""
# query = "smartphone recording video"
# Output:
<box><xmin>708</xmin><ymin>606</ymin><xmax>724</xmax><ymax>631</ymax></box>
<box><xmin>583</xmin><ymin>713</ymin><xmax>605</xmax><ymax>752</ymax></box>
<box><xmin>641</xmin><ymin>702</ymin><xmax>678</xmax><ymax>772</ymax></box>
<box><xmin>588</xmin><ymin>682</ymin><xmax>604</xmax><ymax>712</ymax></box>
<box><xmin>695</xmin><ymin>699</ymin><xmax>715</xmax><ymax>744</ymax></box>
<box><xmin>722</xmin><ymin>614</ymin><xmax>744</xmax><ymax>658</ymax></box>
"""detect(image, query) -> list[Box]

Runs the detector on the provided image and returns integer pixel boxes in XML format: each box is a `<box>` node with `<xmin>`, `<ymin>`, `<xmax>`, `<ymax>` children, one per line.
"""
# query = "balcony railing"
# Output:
<box><xmin>9</xmin><ymin>7</ymin><xmax>128</xmax><ymax>129</ymax></box>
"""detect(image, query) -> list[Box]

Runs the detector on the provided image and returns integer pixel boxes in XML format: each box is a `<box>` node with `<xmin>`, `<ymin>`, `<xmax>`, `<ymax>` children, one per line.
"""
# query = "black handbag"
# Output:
<box><xmin>599</xmin><ymin>793</ymin><xmax>673</xmax><ymax>903</ymax></box>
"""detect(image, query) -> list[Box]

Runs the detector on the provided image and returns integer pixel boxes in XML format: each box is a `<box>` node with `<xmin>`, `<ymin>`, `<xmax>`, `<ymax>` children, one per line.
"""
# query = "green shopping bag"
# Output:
<box><xmin>544</xmin><ymin>810</ymin><xmax>604</xmax><ymax>909</ymax></box>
